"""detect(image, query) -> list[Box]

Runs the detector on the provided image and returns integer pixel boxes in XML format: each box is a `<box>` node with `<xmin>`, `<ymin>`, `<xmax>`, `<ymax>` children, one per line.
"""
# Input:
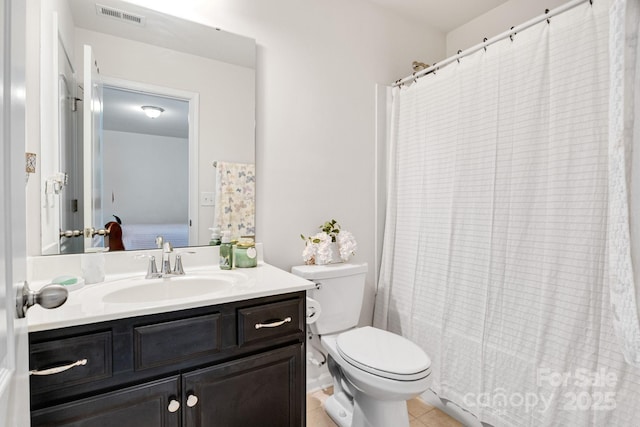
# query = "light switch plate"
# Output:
<box><xmin>200</xmin><ymin>192</ymin><xmax>215</xmax><ymax>206</ymax></box>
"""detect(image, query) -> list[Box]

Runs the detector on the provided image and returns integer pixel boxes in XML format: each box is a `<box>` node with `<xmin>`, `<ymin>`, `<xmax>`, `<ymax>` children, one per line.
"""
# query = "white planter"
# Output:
<box><xmin>315</xmin><ymin>242</ymin><xmax>342</xmax><ymax>265</ymax></box>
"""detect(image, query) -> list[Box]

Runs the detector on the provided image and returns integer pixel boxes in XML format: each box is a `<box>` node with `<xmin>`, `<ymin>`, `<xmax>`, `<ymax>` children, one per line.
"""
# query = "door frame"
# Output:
<box><xmin>0</xmin><ymin>0</ymin><xmax>30</xmax><ymax>425</ymax></box>
<box><xmin>90</xmin><ymin>74</ymin><xmax>199</xmax><ymax>246</ymax></box>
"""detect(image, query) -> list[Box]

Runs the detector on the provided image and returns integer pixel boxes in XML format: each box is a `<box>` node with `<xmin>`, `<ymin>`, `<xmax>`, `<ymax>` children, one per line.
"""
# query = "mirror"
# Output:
<box><xmin>39</xmin><ymin>0</ymin><xmax>256</xmax><ymax>255</ymax></box>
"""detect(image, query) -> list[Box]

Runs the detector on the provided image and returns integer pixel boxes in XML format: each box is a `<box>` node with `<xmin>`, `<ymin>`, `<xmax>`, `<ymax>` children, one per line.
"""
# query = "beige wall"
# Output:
<box><xmin>446</xmin><ymin>0</ymin><xmax>569</xmax><ymax>56</ymax></box>
<box><xmin>102</xmin><ymin>131</ymin><xmax>189</xmax><ymax>224</ymax></box>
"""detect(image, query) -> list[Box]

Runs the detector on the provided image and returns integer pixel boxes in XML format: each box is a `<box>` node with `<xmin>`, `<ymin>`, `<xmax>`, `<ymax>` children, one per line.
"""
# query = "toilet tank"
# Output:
<box><xmin>291</xmin><ymin>263</ymin><xmax>368</xmax><ymax>335</ymax></box>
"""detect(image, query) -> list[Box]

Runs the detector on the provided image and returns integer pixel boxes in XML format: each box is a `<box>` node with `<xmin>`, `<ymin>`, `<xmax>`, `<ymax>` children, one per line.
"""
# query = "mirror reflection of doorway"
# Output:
<box><xmin>100</xmin><ymin>86</ymin><xmax>189</xmax><ymax>250</ymax></box>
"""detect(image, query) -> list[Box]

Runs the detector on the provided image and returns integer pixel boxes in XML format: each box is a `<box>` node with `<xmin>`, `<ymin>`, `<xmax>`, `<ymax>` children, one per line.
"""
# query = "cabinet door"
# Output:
<box><xmin>183</xmin><ymin>344</ymin><xmax>304</xmax><ymax>427</ymax></box>
<box><xmin>31</xmin><ymin>376</ymin><xmax>180</xmax><ymax>427</ymax></box>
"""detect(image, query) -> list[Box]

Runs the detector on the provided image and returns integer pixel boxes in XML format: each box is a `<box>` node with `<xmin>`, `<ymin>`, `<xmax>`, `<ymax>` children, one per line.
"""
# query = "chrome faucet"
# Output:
<box><xmin>161</xmin><ymin>241</ymin><xmax>173</xmax><ymax>274</ymax></box>
<box><xmin>138</xmin><ymin>238</ymin><xmax>192</xmax><ymax>278</ymax></box>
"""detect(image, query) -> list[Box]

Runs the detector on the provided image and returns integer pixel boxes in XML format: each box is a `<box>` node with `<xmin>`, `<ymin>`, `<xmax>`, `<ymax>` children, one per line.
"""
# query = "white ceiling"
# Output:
<box><xmin>102</xmin><ymin>87</ymin><xmax>189</xmax><ymax>139</ymax></box>
<box><xmin>365</xmin><ymin>0</ymin><xmax>511</xmax><ymax>33</ymax></box>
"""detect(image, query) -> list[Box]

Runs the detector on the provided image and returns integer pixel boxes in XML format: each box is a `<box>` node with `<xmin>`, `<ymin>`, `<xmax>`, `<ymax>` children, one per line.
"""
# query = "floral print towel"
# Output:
<box><xmin>214</xmin><ymin>161</ymin><xmax>256</xmax><ymax>238</ymax></box>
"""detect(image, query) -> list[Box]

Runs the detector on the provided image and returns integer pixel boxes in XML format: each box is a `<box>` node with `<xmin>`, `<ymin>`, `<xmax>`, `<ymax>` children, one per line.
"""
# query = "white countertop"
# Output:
<box><xmin>28</xmin><ymin>262</ymin><xmax>314</xmax><ymax>332</ymax></box>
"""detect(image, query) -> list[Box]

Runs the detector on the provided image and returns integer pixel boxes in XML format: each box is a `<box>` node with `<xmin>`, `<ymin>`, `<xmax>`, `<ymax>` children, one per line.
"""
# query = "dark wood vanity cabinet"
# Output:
<box><xmin>29</xmin><ymin>292</ymin><xmax>306</xmax><ymax>427</ymax></box>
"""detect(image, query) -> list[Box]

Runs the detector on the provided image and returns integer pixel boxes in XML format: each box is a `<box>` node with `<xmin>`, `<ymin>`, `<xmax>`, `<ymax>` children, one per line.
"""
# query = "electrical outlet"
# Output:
<box><xmin>200</xmin><ymin>192</ymin><xmax>215</xmax><ymax>206</ymax></box>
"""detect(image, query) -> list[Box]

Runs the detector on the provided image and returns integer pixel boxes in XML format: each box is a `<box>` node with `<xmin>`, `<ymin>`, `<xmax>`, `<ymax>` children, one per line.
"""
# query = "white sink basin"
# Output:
<box><xmin>102</xmin><ymin>273</ymin><xmax>240</xmax><ymax>304</ymax></box>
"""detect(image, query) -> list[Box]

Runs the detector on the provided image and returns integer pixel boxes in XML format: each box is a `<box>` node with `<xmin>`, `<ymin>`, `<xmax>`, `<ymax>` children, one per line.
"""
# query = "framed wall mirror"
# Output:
<box><xmin>38</xmin><ymin>0</ymin><xmax>256</xmax><ymax>255</ymax></box>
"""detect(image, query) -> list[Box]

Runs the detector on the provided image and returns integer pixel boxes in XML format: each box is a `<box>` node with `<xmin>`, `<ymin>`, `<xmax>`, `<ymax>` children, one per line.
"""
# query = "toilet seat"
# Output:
<box><xmin>336</xmin><ymin>327</ymin><xmax>431</xmax><ymax>381</ymax></box>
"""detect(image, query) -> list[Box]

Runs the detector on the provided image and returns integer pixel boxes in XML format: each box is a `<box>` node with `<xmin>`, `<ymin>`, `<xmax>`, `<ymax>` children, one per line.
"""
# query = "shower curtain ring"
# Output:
<box><xmin>545</xmin><ymin>9</ymin><xmax>550</xmax><ymax>24</ymax></box>
<box><xmin>510</xmin><ymin>27</ymin><xmax>515</xmax><ymax>42</ymax></box>
<box><xmin>483</xmin><ymin>38</ymin><xmax>488</xmax><ymax>51</ymax></box>
<box><xmin>457</xmin><ymin>50</ymin><xmax>462</xmax><ymax>63</ymax></box>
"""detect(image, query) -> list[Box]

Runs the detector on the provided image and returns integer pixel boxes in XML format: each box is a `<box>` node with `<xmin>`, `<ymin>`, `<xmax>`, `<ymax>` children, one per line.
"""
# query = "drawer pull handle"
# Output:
<box><xmin>187</xmin><ymin>394</ymin><xmax>199</xmax><ymax>407</ymax></box>
<box><xmin>254</xmin><ymin>317</ymin><xmax>292</xmax><ymax>330</ymax></box>
<box><xmin>29</xmin><ymin>359</ymin><xmax>88</xmax><ymax>376</ymax></box>
<box><xmin>168</xmin><ymin>399</ymin><xmax>180</xmax><ymax>413</ymax></box>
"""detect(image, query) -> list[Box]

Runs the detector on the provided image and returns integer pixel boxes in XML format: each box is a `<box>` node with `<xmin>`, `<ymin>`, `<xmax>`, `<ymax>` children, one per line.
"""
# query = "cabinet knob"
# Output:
<box><xmin>168</xmin><ymin>399</ymin><xmax>180</xmax><ymax>413</ymax></box>
<box><xmin>186</xmin><ymin>394</ymin><xmax>199</xmax><ymax>407</ymax></box>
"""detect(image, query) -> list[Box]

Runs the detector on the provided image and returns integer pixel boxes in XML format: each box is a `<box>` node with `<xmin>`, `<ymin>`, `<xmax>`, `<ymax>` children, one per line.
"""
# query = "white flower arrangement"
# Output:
<box><xmin>301</xmin><ymin>219</ymin><xmax>357</xmax><ymax>265</ymax></box>
<box><xmin>337</xmin><ymin>230</ymin><xmax>357</xmax><ymax>261</ymax></box>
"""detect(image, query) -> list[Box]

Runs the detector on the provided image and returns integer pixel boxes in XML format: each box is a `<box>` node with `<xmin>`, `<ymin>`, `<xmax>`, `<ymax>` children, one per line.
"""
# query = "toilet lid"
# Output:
<box><xmin>336</xmin><ymin>327</ymin><xmax>431</xmax><ymax>381</ymax></box>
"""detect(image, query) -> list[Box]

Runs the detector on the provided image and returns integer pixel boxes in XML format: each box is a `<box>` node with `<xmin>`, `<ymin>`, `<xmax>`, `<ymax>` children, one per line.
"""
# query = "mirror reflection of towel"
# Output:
<box><xmin>214</xmin><ymin>161</ymin><xmax>255</xmax><ymax>238</ymax></box>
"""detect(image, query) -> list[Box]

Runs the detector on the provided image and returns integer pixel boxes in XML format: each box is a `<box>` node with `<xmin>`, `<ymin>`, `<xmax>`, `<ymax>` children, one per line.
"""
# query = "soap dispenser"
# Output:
<box><xmin>219</xmin><ymin>231</ymin><xmax>233</xmax><ymax>270</ymax></box>
<box><xmin>209</xmin><ymin>227</ymin><xmax>222</xmax><ymax>246</ymax></box>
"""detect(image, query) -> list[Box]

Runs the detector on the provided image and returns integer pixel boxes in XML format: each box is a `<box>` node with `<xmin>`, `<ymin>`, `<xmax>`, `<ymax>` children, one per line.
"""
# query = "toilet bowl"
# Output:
<box><xmin>320</xmin><ymin>327</ymin><xmax>431</xmax><ymax>427</ymax></box>
<box><xmin>292</xmin><ymin>263</ymin><xmax>432</xmax><ymax>427</ymax></box>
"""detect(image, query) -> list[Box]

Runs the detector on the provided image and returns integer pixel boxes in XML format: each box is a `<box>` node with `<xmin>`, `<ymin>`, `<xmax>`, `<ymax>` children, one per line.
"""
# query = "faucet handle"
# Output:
<box><xmin>173</xmin><ymin>255</ymin><xmax>185</xmax><ymax>275</ymax></box>
<box><xmin>172</xmin><ymin>251</ymin><xmax>195</xmax><ymax>275</ymax></box>
<box><xmin>155</xmin><ymin>236</ymin><xmax>164</xmax><ymax>248</ymax></box>
<box><xmin>134</xmin><ymin>253</ymin><xmax>159</xmax><ymax>278</ymax></box>
<box><xmin>163</xmin><ymin>241</ymin><xmax>173</xmax><ymax>253</ymax></box>
<box><xmin>147</xmin><ymin>256</ymin><xmax>159</xmax><ymax>278</ymax></box>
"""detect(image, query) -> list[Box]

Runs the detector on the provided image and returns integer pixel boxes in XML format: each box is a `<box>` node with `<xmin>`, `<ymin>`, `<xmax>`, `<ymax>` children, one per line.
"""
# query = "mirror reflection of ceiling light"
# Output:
<box><xmin>141</xmin><ymin>105</ymin><xmax>165</xmax><ymax>119</ymax></box>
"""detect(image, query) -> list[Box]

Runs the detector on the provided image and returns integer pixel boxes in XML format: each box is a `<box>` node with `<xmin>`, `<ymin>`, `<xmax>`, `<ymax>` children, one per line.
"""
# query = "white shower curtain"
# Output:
<box><xmin>375</xmin><ymin>1</ymin><xmax>640</xmax><ymax>426</ymax></box>
<box><xmin>608</xmin><ymin>0</ymin><xmax>640</xmax><ymax>366</ymax></box>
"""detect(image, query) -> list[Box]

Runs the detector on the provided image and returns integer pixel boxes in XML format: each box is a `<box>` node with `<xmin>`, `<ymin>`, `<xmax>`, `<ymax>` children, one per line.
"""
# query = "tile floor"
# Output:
<box><xmin>306</xmin><ymin>387</ymin><xmax>463</xmax><ymax>427</ymax></box>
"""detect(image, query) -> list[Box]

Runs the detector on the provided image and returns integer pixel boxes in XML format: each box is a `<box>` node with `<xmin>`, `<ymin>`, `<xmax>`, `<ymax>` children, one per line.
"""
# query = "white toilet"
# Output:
<box><xmin>292</xmin><ymin>263</ymin><xmax>431</xmax><ymax>427</ymax></box>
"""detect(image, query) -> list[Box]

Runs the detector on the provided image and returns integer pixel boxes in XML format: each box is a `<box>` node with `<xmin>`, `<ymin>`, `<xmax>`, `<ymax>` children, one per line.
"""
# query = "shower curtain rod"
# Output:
<box><xmin>393</xmin><ymin>0</ymin><xmax>592</xmax><ymax>87</ymax></box>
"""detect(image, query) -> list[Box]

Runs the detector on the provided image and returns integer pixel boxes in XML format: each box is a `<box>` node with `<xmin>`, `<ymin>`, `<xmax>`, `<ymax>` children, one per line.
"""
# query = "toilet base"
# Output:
<box><xmin>325</xmin><ymin>392</ymin><xmax>353</xmax><ymax>427</ymax></box>
<box><xmin>324</xmin><ymin>389</ymin><xmax>411</xmax><ymax>427</ymax></box>
<box><xmin>351</xmin><ymin>390</ymin><xmax>411</xmax><ymax>427</ymax></box>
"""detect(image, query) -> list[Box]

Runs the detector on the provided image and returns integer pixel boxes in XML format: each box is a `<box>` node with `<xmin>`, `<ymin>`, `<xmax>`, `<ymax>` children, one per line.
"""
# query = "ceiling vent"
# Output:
<box><xmin>95</xmin><ymin>4</ymin><xmax>145</xmax><ymax>26</ymax></box>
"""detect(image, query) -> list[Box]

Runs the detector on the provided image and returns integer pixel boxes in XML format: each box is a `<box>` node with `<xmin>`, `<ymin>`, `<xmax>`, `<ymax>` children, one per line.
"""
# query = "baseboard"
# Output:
<box><xmin>306</xmin><ymin>372</ymin><xmax>333</xmax><ymax>394</ymax></box>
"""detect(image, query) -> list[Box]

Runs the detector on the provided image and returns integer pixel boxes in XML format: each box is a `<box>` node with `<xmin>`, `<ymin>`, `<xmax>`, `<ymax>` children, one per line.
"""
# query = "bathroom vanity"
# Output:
<box><xmin>26</xmin><ymin>262</ymin><xmax>313</xmax><ymax>427</ymax></box>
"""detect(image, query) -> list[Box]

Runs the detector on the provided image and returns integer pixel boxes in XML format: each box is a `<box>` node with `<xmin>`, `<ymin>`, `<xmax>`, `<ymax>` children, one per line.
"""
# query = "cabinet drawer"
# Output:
<box><xmin>238</xmin><ymin>298</ymin><xmax>303</xmax><ymax>346</ymax></box>
<box><xmin>29</xmin><ymin>331</ymin><xmax>112</xmax><ymax>393</ymax></box>
<box><xmin>134</xmin><ymin>313</ymin><xmax>222</xmax><ymax>370</ymax></box>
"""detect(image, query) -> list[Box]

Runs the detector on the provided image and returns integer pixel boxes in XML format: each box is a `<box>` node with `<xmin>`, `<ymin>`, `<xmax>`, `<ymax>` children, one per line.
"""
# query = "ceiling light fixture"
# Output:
<box><xmin>141</xmin><ymin>105</ymin><xmax>165</xmax><ymax>119</ymax></box>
